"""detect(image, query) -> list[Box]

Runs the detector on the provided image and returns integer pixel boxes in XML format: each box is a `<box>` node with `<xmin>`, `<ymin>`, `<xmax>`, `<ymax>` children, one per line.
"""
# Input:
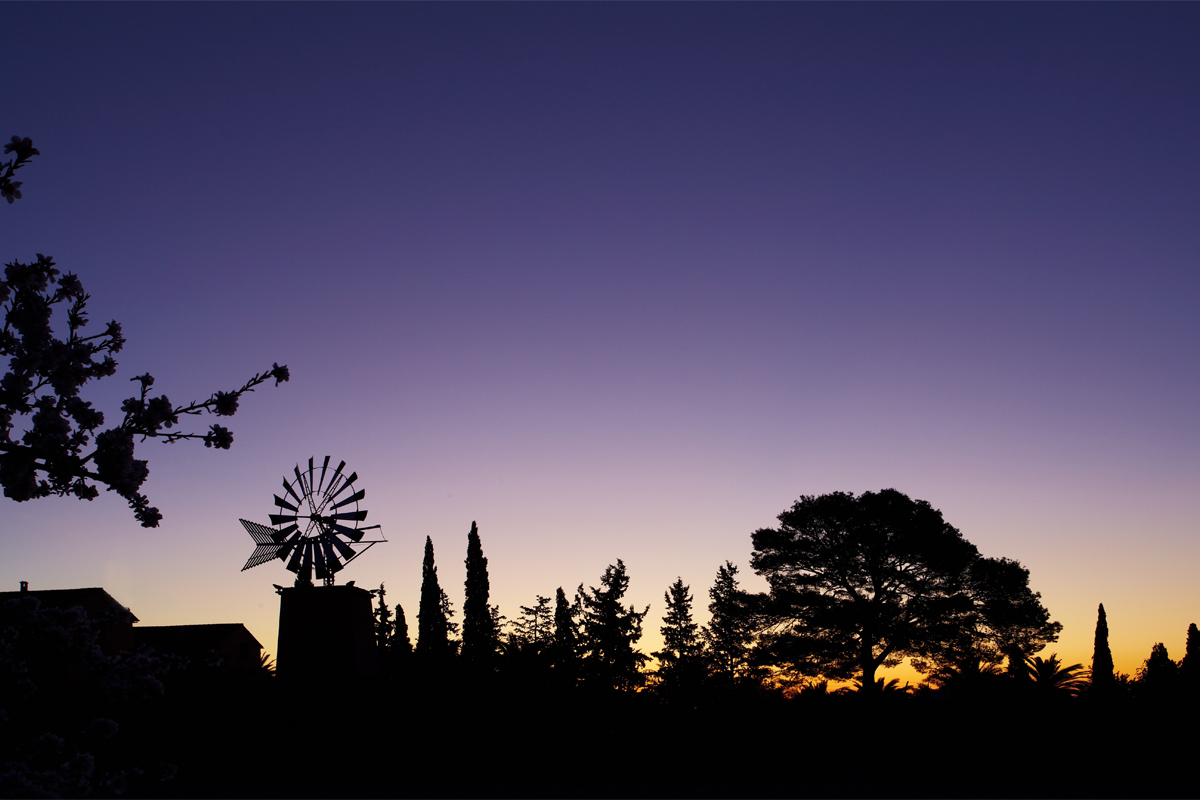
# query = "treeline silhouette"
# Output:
<box><xmin>3</xmin><ymin>492</ymin><xmax>1200</xmax><ymax>798</ymax></box>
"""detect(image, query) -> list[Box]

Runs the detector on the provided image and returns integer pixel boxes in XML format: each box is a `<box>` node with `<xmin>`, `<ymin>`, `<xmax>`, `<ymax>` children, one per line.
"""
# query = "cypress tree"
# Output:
<box><xmin>394</xmin><ymin>602</ymin><xmax>412</xmax><ymax>662</ymax></box>
<box><xmin>461</xmin><ymin>521</ymin><xmax>495</xmax><ymax>664</ymax></box>
<box><xmin>550</xmin><ymin>586</ymin><xmax>581</xmax><ymax>681</ymax></box>
<box><xmin>652</xmin><ymin>577</ymin><xmax>704</xmax><ymax>696</ymax></box>
<box><xmin>416</xmin><ymin>536</ymin><xmax>448</xmax><ymax>660</ymax></box>
<box><xmin>1091</xmin><ymin>603</ymin><xmax>1115</xmax><ymax>691</ymax></box>
<box><xmin>1181</xmin><ymin>623</ymin><xmax>1200</xmax><ymax>689</ymax></box>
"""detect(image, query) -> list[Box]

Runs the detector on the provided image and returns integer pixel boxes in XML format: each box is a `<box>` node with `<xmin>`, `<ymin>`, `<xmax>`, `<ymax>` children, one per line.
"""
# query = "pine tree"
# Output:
<box><xmin>579</xmin><ymin>560</ymin><xmax>649</xmax><ymax>692</ymax></box>
<box><xmin>652</xmin><ymin>577</ymin><xmax>704</xmax><ymax>696</ymax></box>
<box><xmin>510</xmin><ymin>595</ymin><xmax>555</xmax><ymax>651</ymax></box>
<box><xmin>1091</xmin><ymin>603</ymin><xmax>1115</xmax><ymax>692</ymax></box>
<box><xmin>700</xmin><ymin>561</ymin><xmax>754</xmax><ymax>684</ymax></box>
<box><xmin>416</xmin><ymin>536</ymin><xmax>449</xmax><ymax>660</ymax></box>
<box><xmin>461</xmin><ymin>521</ymin><xmax>496</xmax><ymax>664</ymax></box>
<box><xmin>1181</xmin><ymin>623</ymin><xmax>1200</xmax><ymax>690</ymax></box>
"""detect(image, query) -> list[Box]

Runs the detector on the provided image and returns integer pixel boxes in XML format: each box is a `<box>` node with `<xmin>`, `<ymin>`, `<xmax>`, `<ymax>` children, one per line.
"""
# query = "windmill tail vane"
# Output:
<box><xmin>240</xmin><ymin>456</ymin><xmax>385</xmax><ymax>586</ymax></box>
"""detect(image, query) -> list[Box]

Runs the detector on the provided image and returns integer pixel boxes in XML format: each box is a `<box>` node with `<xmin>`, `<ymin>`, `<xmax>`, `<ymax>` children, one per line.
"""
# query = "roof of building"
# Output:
<box><xmin>133</xmin><ymin>623</ymin><xmax>263</xmax><ymax>651</ymax></box>
<box><xmin>0</xmin><ymin>586</ymin><xmax>139</xmax><ymax>622</ymax></box>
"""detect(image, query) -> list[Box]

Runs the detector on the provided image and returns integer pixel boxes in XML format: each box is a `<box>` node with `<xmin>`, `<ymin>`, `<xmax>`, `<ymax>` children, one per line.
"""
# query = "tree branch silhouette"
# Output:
<box><xmin>0</xmin><ymin>136</ymin><xmax>289</xmax><ymax>526</ymax></box>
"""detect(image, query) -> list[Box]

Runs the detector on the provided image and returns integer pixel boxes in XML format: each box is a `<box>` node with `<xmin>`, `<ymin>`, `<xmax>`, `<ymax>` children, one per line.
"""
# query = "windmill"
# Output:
<box><xmin>240</xmin><ymin>457</ymin><xmax>385</xmax><ymax>587</ymax></box>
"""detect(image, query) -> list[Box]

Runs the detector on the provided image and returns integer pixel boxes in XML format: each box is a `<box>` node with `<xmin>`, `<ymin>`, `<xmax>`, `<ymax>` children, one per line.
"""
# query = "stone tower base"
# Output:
<box><xmin>277</xmin><ymin>584</ymin><xmax>379</xmax><ymax>679</ymax></box>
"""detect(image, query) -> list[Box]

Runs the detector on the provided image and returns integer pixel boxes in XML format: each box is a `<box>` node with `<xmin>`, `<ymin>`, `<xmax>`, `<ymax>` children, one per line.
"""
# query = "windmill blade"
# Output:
<box><xmin>276</xmin><ymin>529</ymin><xmax>304</xmax><ymax>560</ymax></box>
<box><xmin>302</xmin><ymin>540</ymin><xmax>314</xmax><ymax>574</ymax></box>
<box><xmin>317</xmin><ymin>456</ymin><xmax>331</xmax><ymax>494</ymax></box>
<box><xmin>286</xmin><ymin>540</ymin><xmax>306</xmax><ymax>573</ymax></box>
<box><xmin>330</xmin><ymin>473</ymin><xmax>358</xmax><ymax>499</ymax></box>
<box><xmin>331</xmin><ymin>489</ymin><xmax>365</xmax><ymax>510</ymax></box>
<box><xmin>308</xmin><ymin>458</ymin><xmax>315</xmax><ymax>499</ymax></box>
<box><xmin>273</xmin><ymin>495</ymin><xmax>299</xmax><ymax>513</ymax></box>
<box><xmin>269</xmin><ymin>514</ymin><xmax>299</xmax><ymax>526</ymax></box>
<box><xmin>242</xmin><ymin>544</ymin><xmax>283</xmax><ymax>571</ymax></box>
<box><xmin>240</xmin><ymin>519</ymin><xmax>278</xmax><ymax>546</ymax></box>
<box><xmin>313</xmin><ymin>537</ymin><xmax>328</xmax><ymax>579</ymax></box>
<box><xmin>330</xmin><ymin>510</ymin><xmax>368</xmax><ymax>522</ymax></box>
<box><xmin>320</xmin><ymin>537</ymin><xmax>343</xmax><ymax>573</ymax></box>
<box><xmin>271</xmin><ymin>523</ymin><xmax>299</xmax><ymax>544</ymax></box>
<box><xmin>325</xmin><ymin>532</ymin><xmax>356</xmax><ymax>561</ymax></box>
<box><xmin>294</xmin><ymin>465</ymin><xmax>308</xmax><ymax>498</ymax></box>
<box><xmin>322</xmin><ymin>461</ymin><xmax>346</xmax><ymax>501</ymax></box>
<box><xmin>331</xmin><ymin>523</ymin><xmax>364</xmax><ymax>542</ymax></box>
<box><xmin>282</xmin><ymin>478</ymin><xmax>302</xmax><ymax>504</ymax></box>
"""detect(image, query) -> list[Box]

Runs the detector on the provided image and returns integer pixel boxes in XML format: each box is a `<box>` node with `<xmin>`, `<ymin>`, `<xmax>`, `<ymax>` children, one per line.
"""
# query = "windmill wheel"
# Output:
<box><xmin>267</xmin><ymin>457</ymin><xmax>372</xmax><ymax>586</ymax></box>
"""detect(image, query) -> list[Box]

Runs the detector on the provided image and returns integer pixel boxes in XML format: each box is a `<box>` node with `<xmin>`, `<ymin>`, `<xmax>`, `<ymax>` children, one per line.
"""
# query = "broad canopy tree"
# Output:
<box><xmin>750</xmin><ymin>489</ymin><xmax>1059</xmax><ymax>690</ymax></box>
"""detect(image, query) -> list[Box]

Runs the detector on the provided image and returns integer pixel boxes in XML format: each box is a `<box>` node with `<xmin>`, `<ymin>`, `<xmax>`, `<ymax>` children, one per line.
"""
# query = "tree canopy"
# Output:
<box><xmin>749</xmin><ymin>489</ymin><xmax>1058</xmax><ymax>689</ymax></box>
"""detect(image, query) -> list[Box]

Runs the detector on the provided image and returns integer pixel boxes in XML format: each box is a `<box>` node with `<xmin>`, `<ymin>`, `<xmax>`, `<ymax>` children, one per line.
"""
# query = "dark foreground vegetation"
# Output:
<box><xmin>150</xmin><ymin>673</ymin><xmax>1199</xmax><ymax>799</ymax></box>
<box><xmin>4</xmin><ymin>542</ymin><xmax>1199</xmax><ymax>799</ymax></box>
<box><xmin>8</xmin><ymin>659</ymin><xmax>1199</xmax><ymax>799</ymax></box>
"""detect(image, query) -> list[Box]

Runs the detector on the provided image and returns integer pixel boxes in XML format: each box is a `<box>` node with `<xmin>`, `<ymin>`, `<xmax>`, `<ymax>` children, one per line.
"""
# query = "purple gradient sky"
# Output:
<box><xmin>3</xmin><ymin>3</ymin><xmax>1198</xmax><ymax>678</ymax></box>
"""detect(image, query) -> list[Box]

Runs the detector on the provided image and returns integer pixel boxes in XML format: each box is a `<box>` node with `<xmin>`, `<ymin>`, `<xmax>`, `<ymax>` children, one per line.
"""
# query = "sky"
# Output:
<box><xmin>3</xmin><ymin>2</ymin><xmax>1198</xmax><ymax>681</ymax></box>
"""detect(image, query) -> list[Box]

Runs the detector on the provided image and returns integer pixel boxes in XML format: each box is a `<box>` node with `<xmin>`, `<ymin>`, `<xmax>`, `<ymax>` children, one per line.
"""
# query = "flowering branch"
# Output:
<box><xmin>0</xmin><ymin>137</ymin><xmax>289</xmax><ymax>527</ymax></box>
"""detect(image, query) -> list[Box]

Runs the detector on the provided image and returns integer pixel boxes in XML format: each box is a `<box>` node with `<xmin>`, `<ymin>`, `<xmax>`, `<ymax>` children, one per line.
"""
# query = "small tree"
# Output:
<box><xmin>652</xmin><ymin>578</ymin><xmax>704</xmax><ymax>697</ymax></box>
<box><xmin>441</xmin><ymin>589</ymin><xmax>460</xmax><ymax>655</ymax></box>
<box><xmin>393</xmin><ymin>602</ymin><xmax>412</xmax><ymax>665</ymax></box>
<box><xmin>1137</xmin><ymin>642</ymin><xmax>1177</xmax><ymax>698</ymax></box>
<box><xmin>416</xmin><ymin>537</ymin><xmax>449</xmax><ymax>660</ymax></box>
<box><xmin>1025</xmin><ymin>653</ymin><xmax>1089</xmax><ymax>698</ymax></box>
<box><xmin>510</xmin><ymin>595</ymin><xmax>554</xmax><ymax>652</ymax></box>
<box><xmin>578</xmin><ymin>560</ymin><xmax>649</xmax><ymax>692</ymax></box>
<box><xmin>504</xmin><ymin>594</ymin><xmax>553</xmax><ymax>687</ymax></box>
<box><xmin>549</xmin><ymin>586</ymin><xmax>581</xmax><ymax>682</ymax></box>
<box><xmin>1180</xmin><ymin>623</ymin><xmax>1200</xmax><ymax>691</ymax></box>
<box><xmin>700</xmin><ymin>561</ymin><xmax>754</xmax><ymax>684</ymax></box>
<box><xmin>461</xmin><ymin>521</ymin><xmax>497</xmax><ymax>665</ymax></box>
<box><xmin>1091</xmin><ymin>603</ymin><xmax>1115</xmax><ymax>692</ymax></box>
<box><xmin>374</xmin><ymin>583</ymin><xmax>394</xmax><ymax>668</ymax></box>
<box><xmin>1</xmin><ymin>137</ymin><xmax>288</xmax><ymax>526</ymax></box>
